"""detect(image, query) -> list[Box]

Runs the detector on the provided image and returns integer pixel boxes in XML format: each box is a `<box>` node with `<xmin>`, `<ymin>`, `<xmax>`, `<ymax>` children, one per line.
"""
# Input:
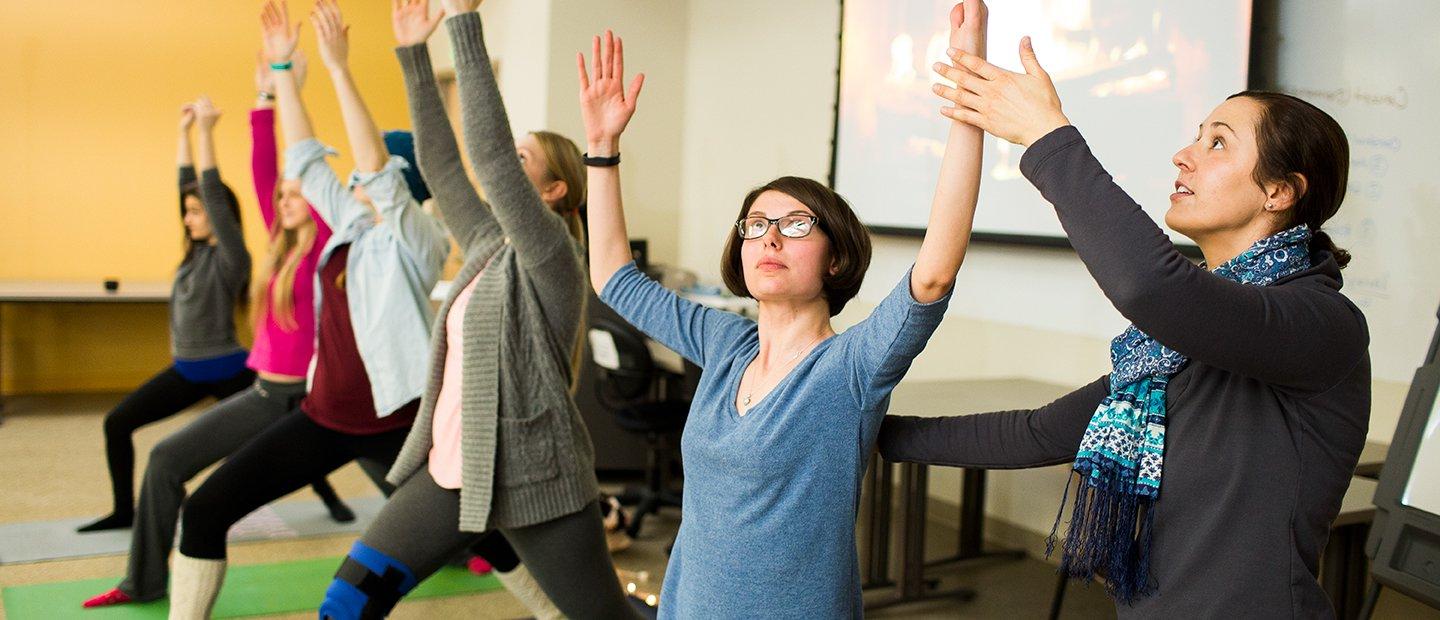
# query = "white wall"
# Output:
<box><xmin>477</xmin><ymin>0</ymin><xmax>1414</xmax><ymax>543</ymax></box>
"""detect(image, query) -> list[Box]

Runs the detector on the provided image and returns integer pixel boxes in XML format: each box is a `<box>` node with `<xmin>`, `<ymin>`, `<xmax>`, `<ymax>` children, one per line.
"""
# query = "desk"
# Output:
<box><xmin>1355</xmin><ymin>441</ymin><xmax>1389</xmax><ymax>479</ymax></box>
<box><xmin>0</xmin><ymin>281</ymin><xmax>172</xmax><ymax>419</ymax></box>
<box><xmin>862</xmin><ymin>378</ymin><xmax>1074</xmax><ymax>610</ymax></box>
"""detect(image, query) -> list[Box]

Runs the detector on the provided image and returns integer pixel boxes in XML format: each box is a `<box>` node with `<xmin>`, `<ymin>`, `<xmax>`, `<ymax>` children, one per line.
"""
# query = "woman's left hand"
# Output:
<box><xmin>193</xmin><ymin>96</ymin><xmax>222</xmax><ymax>130</ymax></box>
<box><xmin>310</xmin><ymin>0</ymin><xmax>350</xmax><ymax>70</ymax></box>
<box><xmin>933</xmin><ymin>37</ymin><xmax>1070</xmax><ymax>147</ymax></box>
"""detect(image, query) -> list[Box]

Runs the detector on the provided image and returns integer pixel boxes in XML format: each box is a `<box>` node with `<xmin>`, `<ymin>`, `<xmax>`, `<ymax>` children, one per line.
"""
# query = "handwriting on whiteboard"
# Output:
<box><xmin>1280</xmin><ymin>85</ymin><xmax>1409</xmax><ymax>110</ymax></box>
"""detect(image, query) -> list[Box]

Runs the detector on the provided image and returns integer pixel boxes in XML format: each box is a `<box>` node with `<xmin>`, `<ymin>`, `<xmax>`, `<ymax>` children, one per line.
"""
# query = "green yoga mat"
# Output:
<box><xmin>2</xmin><ymin>557</ymin><xmax>502</xmax><ymax>619</ymax></box>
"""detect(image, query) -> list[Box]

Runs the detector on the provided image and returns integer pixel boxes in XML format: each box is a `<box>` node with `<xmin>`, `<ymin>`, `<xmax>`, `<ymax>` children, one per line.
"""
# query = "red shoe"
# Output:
<box><xmin>467</xmin><ymin>556</ymin><xmax>493</xmax><ymax>575</ymax></box>
<box><xmin>82</xmin><ymin>588</ymin><xmax>133</xmax><ymax>608</ymax></box>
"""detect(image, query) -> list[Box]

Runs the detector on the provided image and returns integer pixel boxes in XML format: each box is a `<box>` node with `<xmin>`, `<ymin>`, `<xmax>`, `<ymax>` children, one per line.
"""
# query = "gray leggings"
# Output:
<box><xmin>118</xmin><ymin>379</ymin><xmax>373</xmax><ymax>600</ymax></box>
<box><xmin>359</xmin><ymin>469</ymin><xmax>641</xmax><ymax>619</ymax></box>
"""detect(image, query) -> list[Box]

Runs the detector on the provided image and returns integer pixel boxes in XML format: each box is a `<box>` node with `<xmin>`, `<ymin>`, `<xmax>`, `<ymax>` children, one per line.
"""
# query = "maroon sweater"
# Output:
<box><xmin>302</xmin><ymin>244</ymin><xmax>419</xmax><ymax>434</ymax></box>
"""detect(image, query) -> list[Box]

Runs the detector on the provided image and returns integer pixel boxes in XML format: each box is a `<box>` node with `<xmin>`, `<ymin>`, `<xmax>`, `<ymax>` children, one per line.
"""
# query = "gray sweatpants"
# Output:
<box><xmin>117</xmin><ymin>379</ymin><xmax>309</xmax><ymax>600</ymax></box>
<box><xmin>358</xmin><ymin>469</ymin><xmax>642</xmax><ymax>619</ymax></box>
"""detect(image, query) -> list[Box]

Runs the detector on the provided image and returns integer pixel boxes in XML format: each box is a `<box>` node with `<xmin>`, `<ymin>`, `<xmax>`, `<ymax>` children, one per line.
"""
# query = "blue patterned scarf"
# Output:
<box><xmin>1047</xmin><ymin>224</ymin><xmax>1314</xmax><ymax>603</ymax></box>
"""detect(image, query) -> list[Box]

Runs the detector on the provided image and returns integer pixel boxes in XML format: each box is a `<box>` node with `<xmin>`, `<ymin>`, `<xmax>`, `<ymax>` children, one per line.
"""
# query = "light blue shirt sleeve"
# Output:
<box><xmin>845</xmin><ymin>267</ymin><xmax>954</xmax><ymax>408</ymax></box>
<box><xmin>283</xmin><ymin>138</ymin><xmax>368</xmax><ymax>236</ymax></box>
<box><xmin>351</xmin><ymin>156</ymin><xmax>450</xmax><ymax>276</ymax></box>
<box><xmin>599</xmin><ymin>262</ymin><xmax>755</xmax><ymax>369</ymax></box>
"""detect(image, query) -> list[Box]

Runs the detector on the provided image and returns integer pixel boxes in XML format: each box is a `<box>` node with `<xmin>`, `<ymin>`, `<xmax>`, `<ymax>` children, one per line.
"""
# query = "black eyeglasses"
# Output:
<box><xmin>735</xmin><ymin>214</ymin><xmax>819</xmax><ymax>240</ymax></box>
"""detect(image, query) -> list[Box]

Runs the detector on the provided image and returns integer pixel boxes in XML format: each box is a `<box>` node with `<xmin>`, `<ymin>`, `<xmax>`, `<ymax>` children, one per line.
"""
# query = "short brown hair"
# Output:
<box><xmin>720</xmin><ymin>176</ymin><xmax>872</xmax><ymax>316</ymax></box>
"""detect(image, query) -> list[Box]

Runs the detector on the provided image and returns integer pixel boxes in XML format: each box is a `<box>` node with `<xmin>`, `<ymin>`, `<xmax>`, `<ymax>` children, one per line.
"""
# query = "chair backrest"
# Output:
<box><xmin>588</xmin><ymin>315</ymin><xmax>656</xmax><ymax>406</ymax></box>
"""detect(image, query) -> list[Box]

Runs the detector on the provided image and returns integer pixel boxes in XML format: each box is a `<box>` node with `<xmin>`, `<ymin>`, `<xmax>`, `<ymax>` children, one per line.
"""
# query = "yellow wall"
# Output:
<box><xmin>1</xmin><ymin>1</ymin><xmax>415</xmax><ymax>394</ymax></box>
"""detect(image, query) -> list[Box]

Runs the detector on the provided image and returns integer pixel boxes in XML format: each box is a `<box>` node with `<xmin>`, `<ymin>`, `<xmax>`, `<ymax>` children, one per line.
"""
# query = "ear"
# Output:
<box><xmin>542</xmin><ymin>179</ymin><xmax>569</xmax><ymax>206</ymax></box>
<box><xmin>1264</xmin><ymin>172</ymin><xmax>1306</xmax><ymax>214</ymax></box>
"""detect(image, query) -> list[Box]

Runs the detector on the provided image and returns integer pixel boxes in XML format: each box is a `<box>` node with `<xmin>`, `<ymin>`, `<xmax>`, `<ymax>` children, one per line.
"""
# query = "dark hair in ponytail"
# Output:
<box><xmin>1227</xmin><ymin>90</ymin><xmax>1352</xmax><ymax>268</ymax></box>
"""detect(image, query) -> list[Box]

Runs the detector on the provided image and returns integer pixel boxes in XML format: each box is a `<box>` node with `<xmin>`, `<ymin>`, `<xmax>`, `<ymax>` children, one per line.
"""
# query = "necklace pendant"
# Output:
<box><xmin>743</xmin><ymin>393</ymin><xmax>752</xmax><ymax>407</ymax></box>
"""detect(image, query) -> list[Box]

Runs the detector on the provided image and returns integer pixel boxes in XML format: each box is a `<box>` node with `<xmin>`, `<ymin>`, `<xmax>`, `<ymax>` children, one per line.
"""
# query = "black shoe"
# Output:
<box><xmin>76</xmin><ymin>512</ymin><xmax>133</xmax><ymax>533</ymax></box>
<box><xmin>324</xmin><ymin>499</ymin><xmax>356</xmax><ymax>523</ymax></box>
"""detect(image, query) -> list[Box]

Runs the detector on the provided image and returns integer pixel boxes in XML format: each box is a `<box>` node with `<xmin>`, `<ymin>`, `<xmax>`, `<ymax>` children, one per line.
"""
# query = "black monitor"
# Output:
<box><xmin>1366</xmin><ymin>302</ymin><xmax>1440</xmax><ymax>612</ymax></box>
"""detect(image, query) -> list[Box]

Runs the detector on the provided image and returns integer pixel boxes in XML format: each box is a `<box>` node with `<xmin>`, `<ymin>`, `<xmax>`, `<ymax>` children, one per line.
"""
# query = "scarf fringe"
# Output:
<box><xmin>1047</xmin><ymin>468</ymin><xmax>1156</xmax><ymax>604</ymax></box>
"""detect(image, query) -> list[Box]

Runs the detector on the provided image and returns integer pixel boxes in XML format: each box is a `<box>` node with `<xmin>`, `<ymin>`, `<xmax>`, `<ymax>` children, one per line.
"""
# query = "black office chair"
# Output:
<box><xmin>588</xmin><ymin>315</ymin><xmax>690</xmax><ymax>538</ymax></box>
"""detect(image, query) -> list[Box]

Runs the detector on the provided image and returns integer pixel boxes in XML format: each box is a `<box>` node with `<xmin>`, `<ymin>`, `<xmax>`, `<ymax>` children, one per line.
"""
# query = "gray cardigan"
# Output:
<box><xmin>386</xmin><ymin>14</ymin><xmax>596</xmax><ymax>532</ymax></box>
<box><xmin>878</xmin><ymin>126</ymin><xmax>1371</xmax><ymax>618</ymax></box>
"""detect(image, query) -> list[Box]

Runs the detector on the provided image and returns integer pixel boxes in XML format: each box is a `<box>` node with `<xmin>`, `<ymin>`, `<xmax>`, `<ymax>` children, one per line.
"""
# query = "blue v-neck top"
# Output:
<box><xmin>600</xmin><ymin>262</ymin><xmax>952</xmax><ymax>619</ymax></box>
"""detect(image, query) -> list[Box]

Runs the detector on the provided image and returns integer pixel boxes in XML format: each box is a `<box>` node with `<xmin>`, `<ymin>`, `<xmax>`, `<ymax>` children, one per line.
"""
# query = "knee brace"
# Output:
<box><xmin>319</xmin><ymin>541</ymin><xmax>419</xmax><ymax>620</ymax></box>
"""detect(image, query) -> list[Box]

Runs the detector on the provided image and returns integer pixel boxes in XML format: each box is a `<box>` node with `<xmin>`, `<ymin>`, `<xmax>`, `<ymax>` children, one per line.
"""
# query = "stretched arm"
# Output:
<box><xmin>444</xmin><ymin>7</ymin><xmax>583</xmax><ymax>271</ymax></box>
<box><xmin>576</xmin><ymin>30</ymin><xmax>645</xmax><ymax>293</ymax></box>
<box><xmin>191</xmin><ymin>97</ymin><xmax>252</xmax><ymax>279</ymax></box>
<box><xmin>178</xmin><ymin>105</ymin><xmax>196</xmax><ymax>186</ymax></box>
<box><xmin>313</xmin><ymin>0</ymin><xmax>388</xmax><ymax>173</ymax></box>
<box><xmin>261</xmin><ymin>0</ymin><xmax>315</xmax><ymax>145</ymax></box>
<box><xmin>940</xmin><ymin>40</ymin><xmax>1367</xmax><ymax>393</ymax></box>
<box><xmin>392</xmin><ymin>0</ymin><xmax>498</xmax><ymax>251</ymax></box>
<box><xmin>910</xmin><ymin>0</ymin><xmax>987</xmax><ymax>303</ymax></box>
<box><xmin>877</xmin><ymin>377</ymin><xmax>1108</xmax><ymax>469</ymax></box>
<box><xmin>253</xmin><ymin>51</ymin><xmax>309</xmax><ymax>229</ymax></box>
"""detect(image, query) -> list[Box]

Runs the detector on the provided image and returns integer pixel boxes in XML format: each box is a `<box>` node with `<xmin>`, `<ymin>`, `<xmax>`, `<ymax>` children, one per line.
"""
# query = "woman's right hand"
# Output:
<box><xmin>576</xmin><ymin>30</ymin><xmax>645</xmax><ymax>155</ymax></box>
<box><xmin>260</xmin><ymin>0</ymin><xmax>301</xmax><ymax>64</ymax></box>
<box><xmin>392</xmin><ymin>0</ymin><xmax>442</xmax><ymax>47</ymax></box>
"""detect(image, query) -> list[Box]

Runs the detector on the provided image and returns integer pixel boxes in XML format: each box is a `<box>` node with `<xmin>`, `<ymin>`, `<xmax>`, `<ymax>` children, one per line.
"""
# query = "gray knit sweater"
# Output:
<box><xmin>170</xmin><ymin>166</ymin><xmax>249</xmax><ymax>360</ymax></box>
<box><xmin>386</xmin><ymin>14</ymin><xmax>596</xmax><ymax>532</ymax></box>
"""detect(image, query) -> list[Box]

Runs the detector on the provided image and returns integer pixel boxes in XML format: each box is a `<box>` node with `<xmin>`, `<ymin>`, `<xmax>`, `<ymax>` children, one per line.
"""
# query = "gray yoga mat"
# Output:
<box><xmin>0</xmin><ymin>496</ymin><xmax>385</xmax><ymax>565</ymax></box>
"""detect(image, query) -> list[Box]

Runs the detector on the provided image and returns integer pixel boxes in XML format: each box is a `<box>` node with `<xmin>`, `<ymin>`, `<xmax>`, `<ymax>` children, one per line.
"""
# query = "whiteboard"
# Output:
<box><xmin>1262</xmin><ymin>0</ymin><xmax>1440</xmax><ymax>383</ymax></box>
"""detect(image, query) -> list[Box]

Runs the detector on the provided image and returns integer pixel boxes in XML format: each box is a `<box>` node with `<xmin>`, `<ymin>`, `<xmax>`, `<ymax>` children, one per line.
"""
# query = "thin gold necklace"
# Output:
<box><xmin>741</xmin><ymin>332</ymin><xmax>827</xmax><ymax>410</ymax></box>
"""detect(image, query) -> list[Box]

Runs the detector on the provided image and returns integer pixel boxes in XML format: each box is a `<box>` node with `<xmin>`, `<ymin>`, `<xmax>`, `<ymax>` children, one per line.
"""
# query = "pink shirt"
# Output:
<box><xmin>246</xmin><ymin>108</ymin><xmax>333</xmax><ymax>376</ymax></box>
<box><xmin>428</xmin><ymin>269</ymin><xmax>484</xmax><ymax>489</ymax></box>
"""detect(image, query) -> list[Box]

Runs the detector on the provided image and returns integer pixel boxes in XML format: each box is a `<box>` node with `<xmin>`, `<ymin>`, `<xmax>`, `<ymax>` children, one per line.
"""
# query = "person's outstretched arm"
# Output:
<box><xmin>312</xmin><ymin>0</ymin><xmax>386</xmax><ymax>173</ymax></box>
<box><xmin>392</xmin><ymin>0</ymin><xmax>499</xmax><ymax>252</ymax></box>
<box><xmin>251</xmin><ymin>51</ymin><xmax>309</xmax><ymax>230</ymax></box>
<box><xmin>909</xmin><ymin>0</ymin><xmax>988</xmax><ymax>303</ymax></box>
<box><xmin>937</xmin><ymin>40</ymin><xmax>1367</xmax><ymax>394</ymax></box>
<box><xmin>312</xmin><ymin>0</ymin><xmax>448</xmax><ymax>272</ymax></box>
<box><xmin>191</xmin><ymin>96</ymin><xmax>252</xmax><ymax>283</ymax></box>
<box><xmin>178</xmin><ymin>104</ymin><xmax>196</xmax><ymax>187</ymax></box>
<box><xmin>441</xmin><ymin>1</ymin><xmax>583</xmax><ymax>274</ymax></box>
<box><xmin>877</xmin><ymin>377</ymin><xmax>1108</xmax><ymax>469</ymax></box>
<box><xmin>576</xmin><ymin>30</ymin><xmax>645</xmax><ymax>294</ymax></box>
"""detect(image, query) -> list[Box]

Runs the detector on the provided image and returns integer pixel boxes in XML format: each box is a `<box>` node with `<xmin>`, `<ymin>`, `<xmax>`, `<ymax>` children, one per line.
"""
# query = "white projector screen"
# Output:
<box><xmin>833</xmin><ymin>0</ymin><xmax>1252</xmax><ymax>242</ymax></box>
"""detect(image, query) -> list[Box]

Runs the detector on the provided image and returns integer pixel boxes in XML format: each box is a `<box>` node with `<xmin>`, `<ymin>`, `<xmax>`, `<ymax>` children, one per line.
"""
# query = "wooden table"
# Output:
<box><xmin>862</xmin><ymin>378</ymin><xmax>1074</xmax><ymax>610</ymax></box>
<box><xmin>0</xmin><ymin>281</ymin><xmax>171</xmax><ymax>419</ymax></box>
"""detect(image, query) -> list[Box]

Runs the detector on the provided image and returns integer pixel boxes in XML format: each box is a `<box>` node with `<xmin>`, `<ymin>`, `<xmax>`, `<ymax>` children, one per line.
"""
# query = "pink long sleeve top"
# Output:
<box><xmin>245</xmin><ymin>108</ymin><xmax>333</xmax><ymax>376</ymax></box>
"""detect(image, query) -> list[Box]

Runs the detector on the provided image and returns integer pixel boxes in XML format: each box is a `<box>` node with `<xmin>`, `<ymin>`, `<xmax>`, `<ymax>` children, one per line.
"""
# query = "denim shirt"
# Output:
<box><xmin>284</xmin><ymin>138</ymin><xmax>449</xmax><ymax>417</ymax></box>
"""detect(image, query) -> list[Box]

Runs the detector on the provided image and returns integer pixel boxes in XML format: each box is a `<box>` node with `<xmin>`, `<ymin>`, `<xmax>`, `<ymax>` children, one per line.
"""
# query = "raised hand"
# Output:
<box><xmin>933</xmin><ymin>37</ymin><xmax>1068</xmax><ymax>146</ymax></box>
<box><xmin>260</xmin><ymin>0</ymin><xmax>301</xmax><ymax>64</ymax></box>
<box><xmin>392</xmin><ymin>0</ymin><xmax>442</xmax><ymax>46</ymax></box>
<box><xmin>193</xmin><ymin>96</ymin><xmax>222</xmax><ymax>131</ymax></box>
<box><xmin>179</xmin><ymin>104</ymin><xmax>197</xmax><ymax>132</ymax></box>
<box><xmin>948</xmin><ymin>0</ymin><xmax>987</xmax><ymax>60</ymax></box>
<box><xmin>311</xmin><ymin>0</ymin><xmax>350</xmax><ymax>70</ymax></box>
<box><xmin>576</xmin><ymin>30</ymin><xmax>645</xmax><ymax>154</ymax></box>
<box><xmin>438</xmin><ymin>0</ymin><xmax>481</xmax><ymax>17</ymax></box>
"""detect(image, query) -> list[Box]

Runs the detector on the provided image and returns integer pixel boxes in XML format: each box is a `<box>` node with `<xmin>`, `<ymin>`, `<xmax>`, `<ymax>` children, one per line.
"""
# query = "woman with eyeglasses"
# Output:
<box><xmin>582</xmin><ymin>2</ymin><xmax>988</xmax><ymax>617</ymax></box>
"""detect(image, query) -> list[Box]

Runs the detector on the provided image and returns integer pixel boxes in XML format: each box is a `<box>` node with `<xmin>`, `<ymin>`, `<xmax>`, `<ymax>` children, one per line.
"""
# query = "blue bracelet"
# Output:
<box><xmin>270</xmin><ymin>61</ymin><xmax>293</xmax><ymax>71</ymax></box>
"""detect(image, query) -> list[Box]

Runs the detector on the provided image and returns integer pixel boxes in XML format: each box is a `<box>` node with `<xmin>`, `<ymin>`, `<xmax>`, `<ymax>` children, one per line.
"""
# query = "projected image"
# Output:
<box><xmin>834</xmin><ymin>0</ymin><xmax>1252</xmax><ymax>240</ymax></box>
<box><xmin>1401</xmin><ymin>392</ymin><xmax>1440</xmax><ymax>516</ymax></box>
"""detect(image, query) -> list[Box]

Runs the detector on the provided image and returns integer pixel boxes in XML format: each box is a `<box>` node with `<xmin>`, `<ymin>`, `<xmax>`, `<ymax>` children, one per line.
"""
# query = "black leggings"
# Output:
<box><xmin>98</xmin><ymin>365</ymin><xmax>254</xmax><ymax>515</ymax></box>
<box><xmin>177</xmin><ymin>411</ymin><xmax>517</xmax><ymax>570</ymax></box>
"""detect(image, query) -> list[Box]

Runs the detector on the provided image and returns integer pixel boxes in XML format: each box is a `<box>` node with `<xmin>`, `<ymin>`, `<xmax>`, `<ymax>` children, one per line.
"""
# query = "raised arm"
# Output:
<box><xmin>877</xmin><ymin>377</ymin><xmax>1108</xmax><ymax>469</ymax></box>
<box><xmin>191</xmin><ymin>97</ymin><xmax>252</xmax><ymax>279</ymax></box>
<box><xmin>577</xmin><ymin>30</ymin><xmax>645</xmax><ymax>293</ymax></box>
<box><xmin>909</xmin><ymin>0</ymin><xmax>987</xmax><ymax>303</ymax></box>
<box><xmin>442</xmin><ymin>4</ymin><xmax>584</xmax><ymax>270</ymax></box>
<box><xmin>312</xmin><ymin>0</ymin><xmax>387</xmax><ymax>173</ymax></box>
<box><xmin>939</xmin><ymin>42</ymin><xmax>1367</xmax><ymax>393</ymax></box>
<box><xmin>178</xmin><ymin>105</ymin><xmax>196</xmax><ymax>186</ymax></box>
<box><xmin>261</xmin><ymin>0</ymin><xmax>314</xmax><ymax>146</ymax></box>
<box><xmin>252</xmin><ymin>51</ymin><xmax>309</xmax><ymax>229</ymax></box>
<box><xmin>392</xmin><ymin>0</ymin><xmax>499</xmax><ymax>251</ymax></box>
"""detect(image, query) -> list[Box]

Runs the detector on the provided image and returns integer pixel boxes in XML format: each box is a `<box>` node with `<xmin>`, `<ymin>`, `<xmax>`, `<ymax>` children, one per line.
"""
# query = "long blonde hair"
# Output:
<box><xmin>251</xmin><ymin>192</ymin><xmax>318</xmax><ymax>332</ymax></box>
<box><xmin>530</xmin><ymin>130</ymin><xmax>588</xmax><ymax>390</ymax></box>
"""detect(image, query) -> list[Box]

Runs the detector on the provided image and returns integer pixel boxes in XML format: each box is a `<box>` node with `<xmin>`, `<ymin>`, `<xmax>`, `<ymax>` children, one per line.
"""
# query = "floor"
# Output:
<box><xmin>1</xmin><ymin>393</ymin><xmax>1437</xmax><ymax>619</ymax></box>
